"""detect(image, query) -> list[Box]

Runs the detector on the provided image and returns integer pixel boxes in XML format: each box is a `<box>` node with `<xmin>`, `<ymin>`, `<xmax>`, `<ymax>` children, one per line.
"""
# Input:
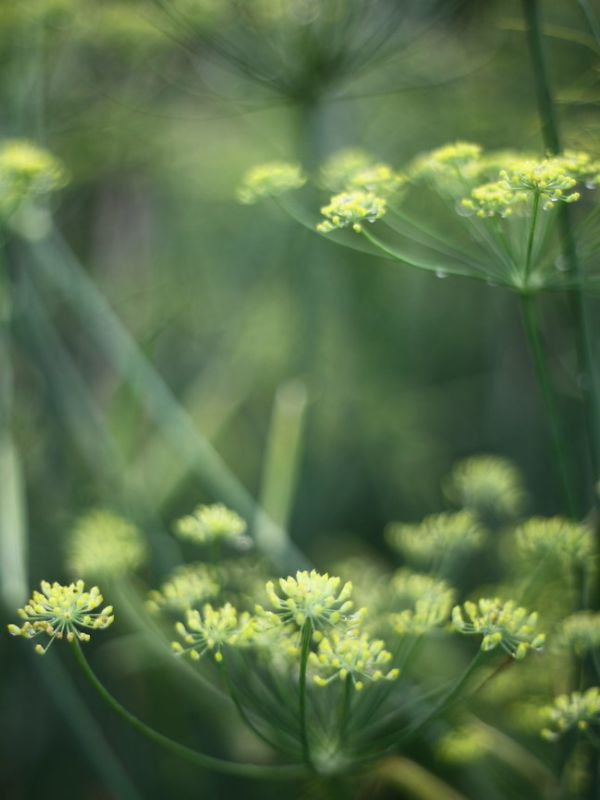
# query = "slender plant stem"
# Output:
<box><xmin>338</xmin><ymin>674</ymin><xmax>353</xmax><ymax>748</ymax></box>
<box><xmin>520</xmin><ymin>293</ymin><xmax>577</xmax><ymax>517</ymax></box>
<box><xmin>525</xmin><ymin>192</ymin><xmax>541</xmax><ymax>281</ymax></box>
<box><xmin>522</xmin><ymin>0</ymin><xmax>600</xmax><ymax>517</ymax></box>
<box><xmin>71</xmin><ymin>641</ymin><xmax>306</xmax><ymax>781</ymax></box>
<box><xmin>299</xmin><ymin>620</ymin><xmax>313</xmax><ymax>769</ymax></box>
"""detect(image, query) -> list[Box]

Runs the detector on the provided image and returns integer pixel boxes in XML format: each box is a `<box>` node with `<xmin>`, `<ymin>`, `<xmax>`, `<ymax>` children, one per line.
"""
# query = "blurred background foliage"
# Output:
<box><xmin>1</xmin><ymin>0</ymin><xmax>600</xmax><ymax>797</ymax></box>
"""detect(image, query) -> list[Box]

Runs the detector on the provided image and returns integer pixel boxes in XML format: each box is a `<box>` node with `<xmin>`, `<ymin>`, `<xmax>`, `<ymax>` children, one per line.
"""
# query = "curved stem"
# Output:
<box><xmin>299</xmin><ymin>620</ymin><xmax>313</xmax><ymax>769</ymax></box>
<box><xmin>520</xmin><ymin>293</ymin><xmax>577</xmax><ymax>517</ymax></box>
<box><xmin>71</xmin><ymin>641</ymin><xmax>306</xmax><ymax>781</ymax></box>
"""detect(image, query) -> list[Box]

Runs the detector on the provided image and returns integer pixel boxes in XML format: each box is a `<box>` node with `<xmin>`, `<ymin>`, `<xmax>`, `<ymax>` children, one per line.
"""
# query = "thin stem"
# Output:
<box><xmin>520</xmin><ymin>293</ymin><xmax>577</xmax><ymax>517</ymax></box>
<box><xmin>71</xmin><ymin>640</ymin><xmax>306</xmax><ymax>781</ymax></box>
<box><xmin>525</xmin><ymin>192</ymin><xmax>541</xmax><ymax>281</ymax></box>
<box><xmin>522</xmin><ymin>0</ymin><xmax>600</xmax><ymax>524</ymax></box>
<box><xmin>338</xmin><ymin>674</ymin><xmax>353</xmax><ymax>748</ymax></box>
<box><xmin>299</xmin><ymin>620</ymin><xmax>313</xmax><ymax>769</ymax></box>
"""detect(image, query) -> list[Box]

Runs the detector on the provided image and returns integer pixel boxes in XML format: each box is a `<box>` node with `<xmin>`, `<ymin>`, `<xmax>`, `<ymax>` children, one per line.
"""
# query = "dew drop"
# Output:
<box><xmin>435</xmin><ymin>269</ymin><xmax>447</xmax><ymax>279</ymax></box>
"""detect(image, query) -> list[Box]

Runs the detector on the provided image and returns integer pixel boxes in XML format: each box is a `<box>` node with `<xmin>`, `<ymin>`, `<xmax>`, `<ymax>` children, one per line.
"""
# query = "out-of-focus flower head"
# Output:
<box><xmin>172</xmin><ymin>602</ymin><xmax>253</xmax><ymax>662</ymax></box>
<box><xmin>515</xmin><ymin>517</ymin><xmax>594</xmax><ymax>566</ymax></box>
<box><xmin>8</xmin><ymin>580</ymin><xmax>113</xmax><ymax>654</ymax></box>
<box><xmin>386</xmin><ymin>510</ymin><xmax>485</xmax><ymax>565</ymax></box>
<box><xmin>0</xmin><ymin>139</ymin><xmax>68</xmax><ymax>218</ymax></box>
<box><xmin>390</xmin><ymin>570</ymin><xmax>455</xmax><ymax>635</ymax></box>
<box><xmin>67</xmin><ymin>509</ymin><xmax>146</xmax><ymax>578</ymax></box>
<box><xmin>444</xmin><ymin>455</ymin><xmax>526</xmax><ymax>518</ymax></box>
<box><xmin>237</xmin><ymin>162</ymin><xmax>306</xmax><ymax>204</ymax></box>
<box><xmin>310</xmin><ymin>630</ymin><xmax>399</xmax><ymax>690</ymax></box>
<box><xmin>147</xmin><ymin>563</ymin><xmax>220</xmax><ymax>614</ymax></box>
<box><xmin>554</xmin><ymin>612</ymin><xmax>600</xmax><ymax>656</ymax></box>
<box><xmin>541</xmin><ymin>687</ymin><xmax>600</xmax><ymax>741</ymax></box>
<box><xmin>452</xmin><ymin>598</ymin><xmax>545</xmax><ymax>660</ymax></box>
<box><xmin>175</xmin><ymin>503</ymin><xmax>249</xmax><ymax>547</ymax></box>
<box><xmin>437</xmin><ymin>724</ymin><xmax>491</xmax><ymax>764</ymax></box>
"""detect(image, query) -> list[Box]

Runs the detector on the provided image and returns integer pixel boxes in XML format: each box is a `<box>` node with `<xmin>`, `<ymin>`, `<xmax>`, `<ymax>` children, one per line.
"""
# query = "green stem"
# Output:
<box><xmin>520</xmin><ymin>293</ymin><xmax>577</xmax><ymax>517</ymax></box>
<box><xmin>299</xmin><ymin>620</ymin><xmax>313</xmax><ymax>769</ymax></box>
<box><xmin>522</xmin><ymin>0</ymin><xmax>600</xmax><ymax>519</ymax></box>
<box><xmin>71</xmin><ymin>641</ymin><xmax>306</xmax><ymax>781</ymax></box>
<box><xmin>338</xmin><ymin>674</ymin><xmax>353</xmax><ymax>749</ymax></box>
<box><xmin>525</xmin><ymin>192</ymin><xmax>541</xmax><ymax>281</ymax></box>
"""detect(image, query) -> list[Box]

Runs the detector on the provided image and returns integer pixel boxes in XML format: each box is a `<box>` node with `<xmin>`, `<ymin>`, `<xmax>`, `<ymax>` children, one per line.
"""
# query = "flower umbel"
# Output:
<box><xmin>390</xmin><ymin>570</ymin><xmax>455</xmax><ymax>635</ymax></box>
<box><xmin>541</xmin><ymin>688</ymin><xmax>600</xmax><ymax>741</ymax></box>
<box><xmin>67</xmin><ymin>509</ymin><xmax>146</xmax><ymax>578</ymax></box>
<box><xmin>310</xmin><ymin>630</ymin><xmax>399</xmax><ymax>691</ymax></box>
<box><xmin>0</xmin><ymin>139</ymin><xmax>68</xmax><ymax>217</ymax></box>
<box><xmin>172</xmin><ymin>602</ymin><xmax>252</xmax><ymax>662</ymax></box>
<box><xmin>452</xmin><ymin>598</ymin><xmax>545</xmax><ymax>660</ymax></box>
<box><xmin>175</xmin><ymin>503</ymin><xmax>248</xmax><ymax>547</ymax></box>
<box><xmin>515</xmin><ymin>517</ymin><xmax>593</xmax><ymax>566</ymax></box>
<box><xmin>8</xmin><ymin>580</ymin><xmax>114</xmax><ymax>654</ymax></box>
<box><xmin>317</xmin><ymin>190</ymin><xmax>386</xmax><ymax>233</ymax></box>
<box><xmin>258</xmin><ymin>570</ymin><xmax>362</xmax><ymax>637</ymax></box>
<box><xmin>386</xmin><ymin>510</ymin><xmax>485</xmax><ymax>565</ymax></box>
<box><xmin>147</xmin><ymin>563</ymin><xmax>220</xmax><ymax>613</ymax></box>
<box><xmin>444</xmin><ymin>455</ymin><xmax>526</xmax><ymax>518</ymax></box>
<box><xmin>237</xmin><ymin>161</ymin><xmax>305</xmax><ymax>204</ymax></box>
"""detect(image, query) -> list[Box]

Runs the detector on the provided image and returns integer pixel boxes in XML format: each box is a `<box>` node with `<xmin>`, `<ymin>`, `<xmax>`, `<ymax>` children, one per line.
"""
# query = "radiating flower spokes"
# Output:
<box><xmin>452</xmin><ymin>597</ymin><xmax>545</xmax><ymax>660</ymax></box>
<box><xmin>8</xmin><ymin>580</ymin><xmax>114</xmax><ymax>654</ymax></box>
<box><xmin>309</xmin><ymin>630</ymin><xmax>399</xmax><ymax>691</ymax></box>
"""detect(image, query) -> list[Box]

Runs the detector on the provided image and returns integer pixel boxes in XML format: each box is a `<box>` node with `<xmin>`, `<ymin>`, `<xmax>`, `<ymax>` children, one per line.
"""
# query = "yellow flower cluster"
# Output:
<box><xmin>175</xmin><ymin>503</ymin><xmax>248</xmax><ymax>547</ymax></box>
<box><xmin>502</xmin><ymin>158</ymin><xmax>581</xmax><ymax>208</ymax></box>
<box><xmin>452</xmin><ymin>598</ymin><xmax>545</xmax><ymax>660</ymax></box>
<box><xmin>461</xmin><ymin>180</ymin><xmax>528</xmax><ymax>218</ymax></box>
<box><xmin>320</xmin><ymin>148</ymin><xmax>404</xmax><ymax>197</ymax></box>
<box><xmin>147</xmin><ymin>563</ymin><xmax>220</xmax><ymax>613</ymax></box>
<box><xmin>391</xmin><ymin>570</ymin><xmax>455</xmax><ymax>635</ymax></box>
<box><xmin>410</xmin><ymin>141</ymin><xmax>482</xmax><ymax>182</ymax></box>
<box><xmin>541</xmin><ymin>687</ymin><xmax>600</xmax><ymax>741</ymax></box>
<box><xmin>8</xmin><ymin>580</ymin><xmax>114</xmax><ymax>654</ymax></box>
<box><xmin>67</xmin><ymin>509</ymin><xmax>146</xmax><ymax>578</ymax></box>
<box><xmin>237</xmin><ymin>161</ymin><xmax>306</xmax><ymax>204</ymax></box>
<box><xmin>309</xmin><ymin>630</ymin><xmax>399</xmax><ymax>690</ymax></box>
<box><xmin>386</xmin><ymin>510</ymin><xmax>485</xmax><ymax>564</ymax></box>
<box><xmin>444</xmin><ymin>455</ymin><xmax>525</xmax><ymax>517</ymax></box>
<box><xmin>515</xmin><ymin>516</ymin><xmax>593</xmax><ymax>565</ymax></box>
<box><xmin>0</xmin><ymin>139</ymin><xmax>68</xmax><ymax>217</ymax></box>
<box><xmin>317</xmin><ymin>190</ymin><xmax>387</xmax><ymax>233</ymax></box>
<box><xmin>257</xmin><ymin>570</ymin><xmax>362</xmax><ymax>637</ymax></box>
<box><xmin>172</xmin><ymin>602</ymin><xmax>253</xmax><ymax>662</ymax></box>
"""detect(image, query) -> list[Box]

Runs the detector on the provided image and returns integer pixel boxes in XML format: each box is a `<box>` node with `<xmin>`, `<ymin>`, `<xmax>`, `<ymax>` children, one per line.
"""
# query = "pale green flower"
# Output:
<box><xmin>175</xmin><ymin>503</ymin><xmax>248</xmax><ymax>547</ymax></box>
<box><xmin>172</xmin><ymin>602</ymin><xmax>253</xmax><ymax>662</ymax></box>
<box><xmin>237</xmin><ymin>161</ymin><xmax>305</xmax><ymax>204</ymax></box>
<box><xmin>0</xmin><ymin>139</ymin><xmax>68</xmax><ymax>217</ymax></box>
<box><xmin>515</xmin><ymin>516</ymin><xmax>594</xmax><ymax>565</ymax></box>
<box><xmin>555</xmin><ymin>612</ymin><xmax>600</xmax><ymax>656</ymax></box>
<box><xmin>461</xmin><ymin>180</ymin><xmax>528</xmax><ymax>218</ymax></box>
<box><xmin>256</xmin><ymin>570</ymin><xmax>364</xmax><ymax>638</ymax></box>
<box><xmin>391</xmin><ymin>570</ymin><xmax>455</xmax><ymax>635</ymax></box>
<box><xmin>452</xmin><ymin>598</ymin><xmax>545</xmax><ymax>660</ymax></box>
<box><xmin>411</xmin><ymin>141</ymin><xmax>482</xmax><ymax>181</ymax></box>
<box><xmin>500</xmin><ymin>158</ymin><xmax>581</xmax><ymax>209</ymax></box>
<box><xmin>541</xmin><ymin>687</ymin><xmax>600</xmax><ymax>741</ymax></box>
<box><xmin>310</xmin><ymin>630</ymin><xmax>399</xmax><ymax>690</ymax></box>
<box><xmin>8</xmin><ymin>580</ymin><xmax>114</xmax><ymax>654</ymax></box>
<box><xmin>67</xmin><ymin>509</ymin><xmax>146</xmax><ymax>578</ymax></box>
<box><xmin>321</xmin><ymin>148</ymin><xmax>374</xmax><ymax>191</ymax></box>
<box><xmin>147</xmin><ymin>563</ymin><xmax>220</xmax><ymax>613</ymax></box>
<box><xmin>386</xmin><ymin>510</ymin><xmax>485</xmax><ymax>564</ymax></box>
<box><xmin>317</xmin><ymin>190</ymin><xmax>386</xmax><ymax>233</ymax></box>
<box><xmin>444</xmin><ymin>455</ymin><xmax>526</xmax><ymax>517</ymax></box>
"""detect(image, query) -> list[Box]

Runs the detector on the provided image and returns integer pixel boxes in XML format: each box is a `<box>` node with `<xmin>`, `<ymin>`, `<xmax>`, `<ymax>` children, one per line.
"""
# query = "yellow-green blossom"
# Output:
<box><xmin>437</xmin><ymin>724</ymin><xmax>491</xmax><ymax>764</ymax></box>
<box><xmin>237</xmin><ymin>161</ymin><xmax>305</xmax><ymax>204</ymax></box>
<box><xmin>172</xmin><ymin>602</ymin><xmax>253</xmax><ymax>662</ymax></box>
<box><xmin>8</xmin><ymin>580</ymin><xmax>114</xmax><ymax>654</ymax></box>
<box><xmin>515</xmin><ymin>516</ymin><xmax>593</xmax><ymax>565</ymax></box>
<box><xmin>67</xmin><ymin>509</ymin><xmax>146</xmax><ymax>578</ymax></box>
<box><xmin>391</xmin><ymin>570</ymin><xmax>455</xmax><ymax>635</ymax></box>
<box><xmin>0</xmin><ymin>139</ymin><xmax>68</xmax><ymax>217</ymax></box>
<box><xmin>461</xmin><ymin>180</ymin><xmax>528</xmax><ymax>218</ymax></box>
<box><xmin>310</xmin><ymin>630</ymin><xmax>399</xmax><ymax>690</ymax></box>
<box><xmin>147</xmin><ymin>563</ymin><xmax>220</xmax><ymax>613</ymax></box>
<box><xmin>452</xmin><ymin>598</ymin><xmax>545</xmax><ymax>660</ymax></box>
<box><xmin>320</xmin><ymin>148</ymin><xmax>374</xmax><ymax>191</ymax></box>
<box><xmin>411</xmin><ymin>142</ymin><xmax>482</xmax><ymax>178</ymax></box>
<box><xmin>257</xmin><ymin>570</ymin><xmax>364</xmax><ymax>638</ymax></box>
<box><xmin>317</xmin><ymin>190</ymin><xmax>386</xmax><ymax>233</ymax></box>
<box><xmin>541</xmin><ymin>687</ymin><xmax>600</xmax><ymax>741</ymax></box>
<box><xmin>500</xmin><ymin>158</ymin><xmax>581</xmax><ymax>209</ymax></box>
<box><xmin>555</xmin><ymin>612</ymin><xmax>600</xmax><ymax>656</ymax></box>
<box><xmin>175</xmin><ymin>503</ymin><xmax>249</xmax><ymax>547</ymax></box>
<box><xmin>444</xmin><ymin>455</ymin><xmax>526</xmax><ymax>517</ymax></box>
<box><xmin>386</xmin><ymin>510</ymin><xmax>485</xmax><ymax>564</ymax></box>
